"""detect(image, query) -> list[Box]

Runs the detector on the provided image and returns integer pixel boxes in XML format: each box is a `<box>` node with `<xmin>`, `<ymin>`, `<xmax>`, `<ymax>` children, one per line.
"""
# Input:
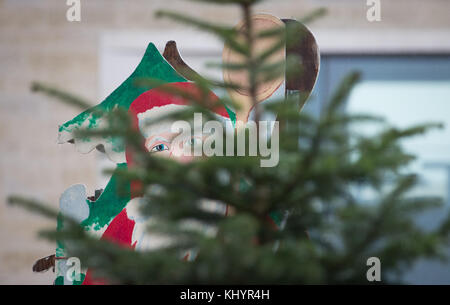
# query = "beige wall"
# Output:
<box><xmin>0</xmin><ymin>0</ymin><xmax>449</xmax><ymax>284</ymax></box>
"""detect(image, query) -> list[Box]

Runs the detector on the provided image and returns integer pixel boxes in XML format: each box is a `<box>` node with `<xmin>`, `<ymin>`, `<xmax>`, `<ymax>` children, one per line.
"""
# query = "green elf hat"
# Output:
<box><xmin>57</xmin><ymin>43</ymin><xmax>187</xmax><ymax>164</ymax></box>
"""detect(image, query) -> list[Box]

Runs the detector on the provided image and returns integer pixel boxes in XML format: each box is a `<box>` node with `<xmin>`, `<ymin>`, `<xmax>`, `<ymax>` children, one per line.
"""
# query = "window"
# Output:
<box><xmin>316</xmin><ymin>55</ymin><xmax>450</xmax><ymax>284</ymax></box>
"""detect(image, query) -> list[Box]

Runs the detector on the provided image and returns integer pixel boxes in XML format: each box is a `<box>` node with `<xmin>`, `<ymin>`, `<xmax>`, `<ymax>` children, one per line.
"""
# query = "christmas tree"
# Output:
<box><xmin>8</xmin><ymin>0</ymin><xmax>450</xmax><ymax>285</ymax></box>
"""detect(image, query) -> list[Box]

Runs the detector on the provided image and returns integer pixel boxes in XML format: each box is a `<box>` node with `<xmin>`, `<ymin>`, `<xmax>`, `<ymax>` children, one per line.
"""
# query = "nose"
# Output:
<box><xmin>169</xmin><ymin>139</ymin><xmax>185</xmax><ymax>158</ymax></box>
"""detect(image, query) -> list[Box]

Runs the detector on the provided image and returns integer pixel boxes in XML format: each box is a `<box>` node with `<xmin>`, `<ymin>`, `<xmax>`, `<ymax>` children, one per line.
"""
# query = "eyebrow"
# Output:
<box><xmin>146</xmin><ymin>132</ymin><xmax>183</xmax><ymax>147</ymax></box>
<box><xmin>147</xmin><ymin>136</ymin><xmax>170</xmax><ymax>148</ymax></box>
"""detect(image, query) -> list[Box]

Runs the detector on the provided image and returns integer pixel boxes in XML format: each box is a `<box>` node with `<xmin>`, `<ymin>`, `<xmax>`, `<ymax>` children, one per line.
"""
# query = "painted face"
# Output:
<box><xmin>129</xmin><ymin>82</ymin><xmax>231</xmax><ymax>166</ymax></box>
<box><xmin>144</xmin><ymin>130</ymin><xmax>208</xmax><ymax>163</ymax></box>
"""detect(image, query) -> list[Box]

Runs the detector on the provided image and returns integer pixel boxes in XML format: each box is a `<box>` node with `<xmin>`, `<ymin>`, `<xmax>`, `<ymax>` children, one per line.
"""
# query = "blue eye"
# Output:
<box><xmin>150</xmin><ymin>143</ymin><xmax>169</xmax><ymax>153</ymax></box>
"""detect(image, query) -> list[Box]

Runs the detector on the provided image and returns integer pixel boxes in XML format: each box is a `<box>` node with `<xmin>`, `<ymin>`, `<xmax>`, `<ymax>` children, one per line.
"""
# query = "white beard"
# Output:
<box><xmin>125</xmin><ymin>197</ymin><xmax>227</xmax><ymax>260</ymax></box>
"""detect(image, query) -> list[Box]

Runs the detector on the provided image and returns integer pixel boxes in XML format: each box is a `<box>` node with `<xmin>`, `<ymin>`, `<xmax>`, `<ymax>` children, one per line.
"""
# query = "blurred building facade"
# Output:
<box><xmin>0</xmin><ymin>0</ymin><xmax>449</xmax><ymax>284</ymax></box>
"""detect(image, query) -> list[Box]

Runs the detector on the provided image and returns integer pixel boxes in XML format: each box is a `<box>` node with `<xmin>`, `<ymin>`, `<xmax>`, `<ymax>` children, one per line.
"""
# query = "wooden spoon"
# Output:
<box><xmin>163</xmin><ymin>18</ymin><xmax>320</xmax><ymax>115</ymax></box>
<box><xmin>163</xmin><ymin>40</ymin><xmax>205</xmax><ymax>82</ymax></box>
<box><xmin>282</xmin><ymin>19</ymin><xmax>320</xmax><ymax>111</ymax></box>
<box><xmin>222</xmin><ymin>14</ymin><xmax>286</xmax><ymax>123</ymax></box>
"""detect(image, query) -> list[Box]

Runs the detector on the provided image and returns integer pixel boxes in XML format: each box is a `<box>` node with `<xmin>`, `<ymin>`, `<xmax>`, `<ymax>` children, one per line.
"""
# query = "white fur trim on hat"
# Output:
<box><xmin>137</xmin><ymin>104</ymin><xmax>231</xmax><ymax>139</ymax></box>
